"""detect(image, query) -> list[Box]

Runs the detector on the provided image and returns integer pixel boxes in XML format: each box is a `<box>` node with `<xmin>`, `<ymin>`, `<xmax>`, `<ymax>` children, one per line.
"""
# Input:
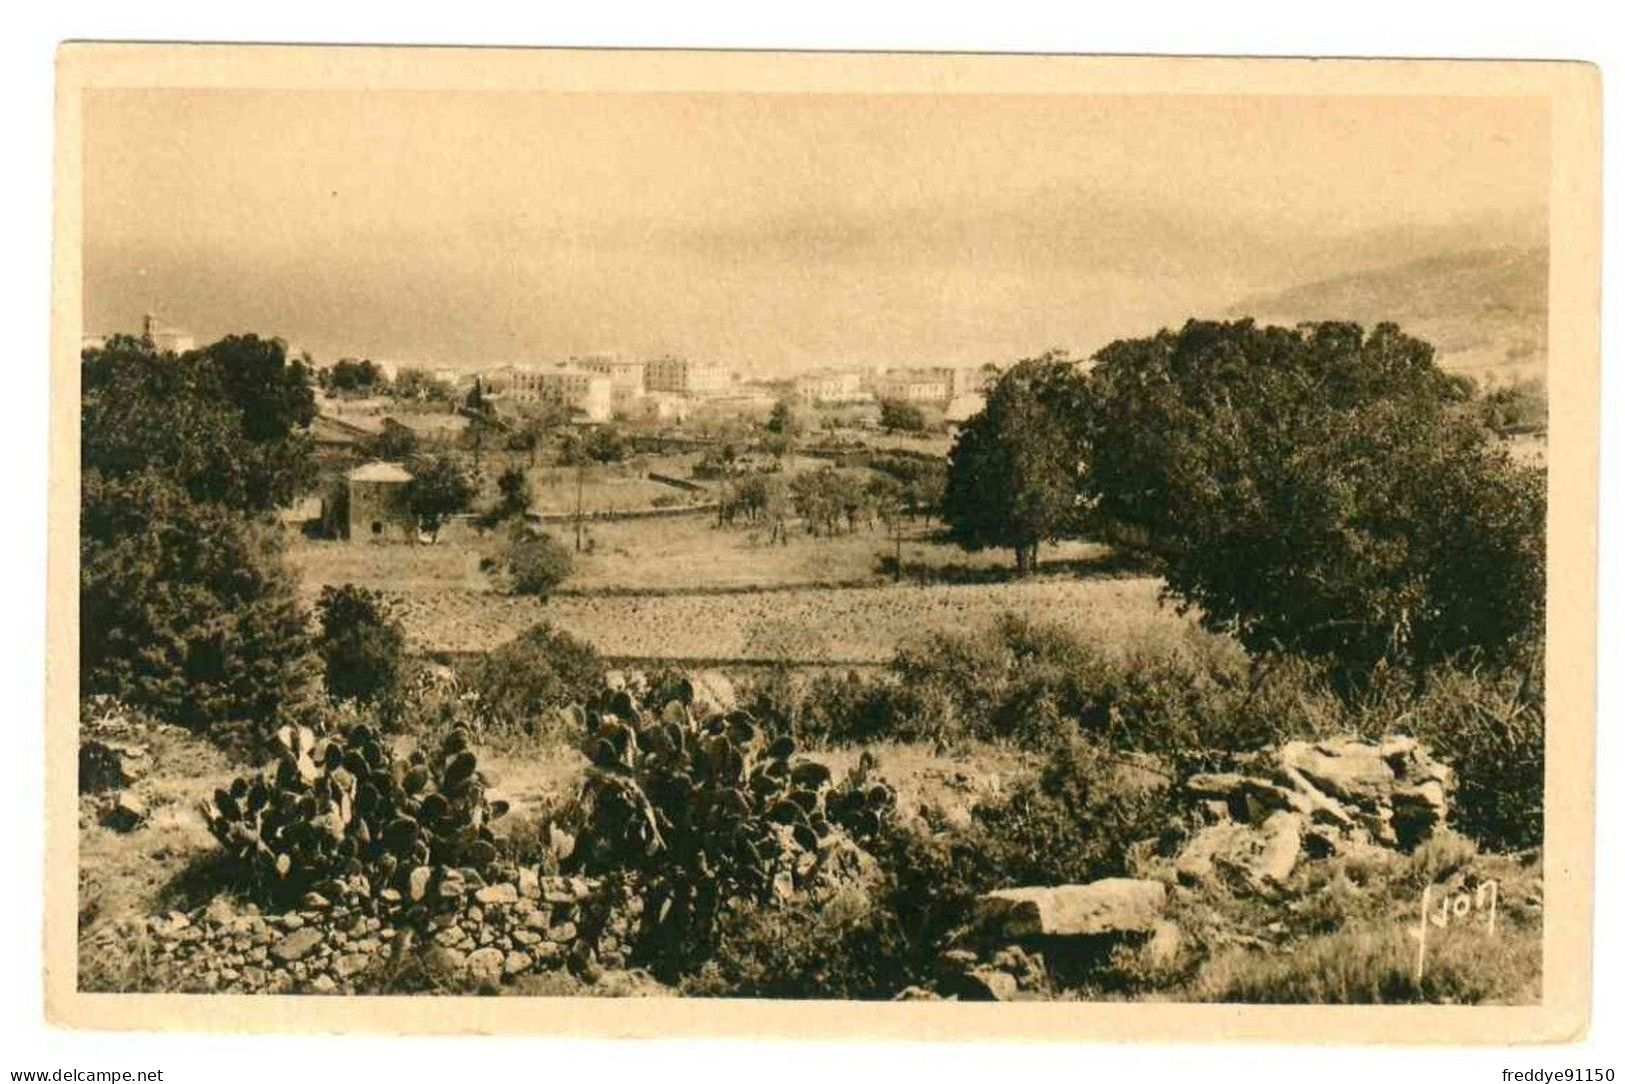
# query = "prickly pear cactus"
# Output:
<box><xmin>564</xmin><ymin>675</ymin><xmax>894</xmax><ymax>973</ymax></box>
<box><xmin>202</xmin><ymin>722</ymin><xmax>508</xmax><ymax>910</ymax></box>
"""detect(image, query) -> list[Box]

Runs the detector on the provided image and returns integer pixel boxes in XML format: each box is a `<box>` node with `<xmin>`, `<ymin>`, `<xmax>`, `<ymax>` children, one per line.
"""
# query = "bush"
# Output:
<box><xmin>681</xmin><ymin>888</ymin><xmax>910</xmax><ymax>999</ymax></box>
<box><xmin>554</xmin><ymin>677</ymin><xmax>896</xmax><ymax>979</ymax></box>
<box><xmin>461</xmin><ymin>623</ymin><xmax>604</xmax><ymax>737</ymax></box>
<box><xmin>315</xmin><ymin>584</ymin><xmax>407</xmax><ymax>705</ymax></box>
<box><xmin>80</xmin><ymin>470</ymin><xmax>319</xmax><ymax>750</ymax></box>
<box><xmin>506</xmin><ymin>530</ymin><xmax>573</xmax><ymax>596</ymax></box>
<box><xmin>202</xmin><ymin>721</ymin><xmax>509</xmax><ymax>910</ymax></box>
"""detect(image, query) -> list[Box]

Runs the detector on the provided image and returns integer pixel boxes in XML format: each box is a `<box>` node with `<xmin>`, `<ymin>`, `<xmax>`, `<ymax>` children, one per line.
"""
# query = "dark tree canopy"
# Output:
<box><xmin>315</xmin><ymin>584</ymin><xmax>407</xmax><ymax>705</ymax></box>
<box><xmin>367</xmin><ymin>418</ymin><xmax>420</xmax><ymax>462</ymax></box>
<box><xmin>1081</xmin><ymin>319</ymin><xmax>1544</xmax><ymax>679</ymax></box>
<box><xmin>80</xmin><ymin>470</ymin><xmax>318</xmax><ymax>741</ymax></box>
<box><xmin>878</xmin><ymin>399</ymin><xmax>927</xmax><ymax>434</ymax></box>
<box><xmin>404</xmin><ymin>454</ymin><xmax>476</xmax><ymax>539</ymax></box>
<box><xmin>942</xmin><ymin>352</ymin><xmax>1091</xmax><ymax>574</ymax></box>
<box><xmin>82</xmin><ymin>334</ymin><xmax>317</xmax><ymax>513</ymax></box>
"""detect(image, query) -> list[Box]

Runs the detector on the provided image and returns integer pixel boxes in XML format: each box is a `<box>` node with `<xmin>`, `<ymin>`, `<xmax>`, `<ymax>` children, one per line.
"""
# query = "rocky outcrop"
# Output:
<box><xmin>975</xmin><ymin>880</ymin><xmax>1167</xmax><ymax>939</ymax></box>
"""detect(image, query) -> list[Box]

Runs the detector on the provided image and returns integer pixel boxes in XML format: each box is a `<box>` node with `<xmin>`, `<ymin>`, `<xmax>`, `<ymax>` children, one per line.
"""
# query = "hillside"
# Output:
<box><xmin>1229</xmin><ymin>246</ymin><xmax>1547</xmax><ymax>385</ymax></box>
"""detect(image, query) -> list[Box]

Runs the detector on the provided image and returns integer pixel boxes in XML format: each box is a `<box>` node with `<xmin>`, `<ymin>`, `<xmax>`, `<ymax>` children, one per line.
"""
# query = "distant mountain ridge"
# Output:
<box><xmin>1228</xmin><ymin>246</ymin><xmax>1547</xmax><ymax>385</ymax></box>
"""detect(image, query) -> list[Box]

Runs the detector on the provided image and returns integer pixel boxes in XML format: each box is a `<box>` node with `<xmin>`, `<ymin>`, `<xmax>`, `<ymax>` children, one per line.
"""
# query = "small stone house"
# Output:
<box><xmin>344</xmin><ymin>461</ymin><xmax>415</xmax><ymax>541</ymax></box>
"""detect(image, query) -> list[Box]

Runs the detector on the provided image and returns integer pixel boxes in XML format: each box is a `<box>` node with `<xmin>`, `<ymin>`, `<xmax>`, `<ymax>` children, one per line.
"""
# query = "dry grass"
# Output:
<box><xmin>383</xmin><ymin>575</ymin><xmax>1195</xmax><ymax>661</ymax></box>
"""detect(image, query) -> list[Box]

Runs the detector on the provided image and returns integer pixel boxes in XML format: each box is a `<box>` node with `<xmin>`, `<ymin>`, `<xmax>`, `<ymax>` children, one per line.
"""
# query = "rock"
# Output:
<box><xmin>1276</xmin><ymin>764</ymin><xmax>1356</xmax><ymax>827</ymax></box>
<box><xmin>1141</xmin><ymin>920</ymin><xmax>1184</xmax><ymax>969</ymax></box>
<box><xmin>975</xmin><ymin>880</ymin><xmax>1167</xmax><ymax>938</ymax></box>
<box><xmin>475</xmin><ymin>883</ymin><xmax>519</xmax><ymax>907</ymax></box>
<box><xmin>1391</xmin><ymin>780</ymin><xmax>1449</xmax><ymax>848</ymax></box>
<box><xmin>955</xmin><ymin>967</ymin><xmax>1019</xmax><ymax>1001</ymax></box>
<box><xmin>422</xmin><ymin>945</ymin><xmax>467</xmax><ymax>982</ymax></box>
<box><xmin>548</xmin><ymin>922</ymin><xmax>577</xmax><ymax>943</ymax></box>
<box><xmin>104</xmin><ymin>792</ymin><xmax>147</xmax><ymax>832</ymax></box>
<box><xmin>893</xmin><ymin>985</ymin><xmax>943</xmax><ymax>1001</ymax></box>
<box><xmin>1252</xmin><ymin>811</ymin><xmax>1303</xmax><ymax>886</ymax></box>
<box><xmin>333</xmin><ymin>953</ymin><xmax>371</xmax><ymax>980</ymax></box>
<box><xmin>503</xmin><ymin>950</ymin><xmax>533</xmax><ymax>977</ymax></box>
<box><xmin>300</xmin><ymin>892</ymin><xmax>331</xmax><ymax>910</ymax></box>
<box><xmin>271</xmin><ymin>928</ymin><xmax>324</xmax><ymax>963</ymax></box>
<box><xmin>308</xmin><ymin>973</ymin><xmax>338</xmax><ymax>994</ymax></box>
<box><xmin>1175</xmin><ymin>821</ymin><xmax>1254</xmax><ymax>887</ymax></box>
<box><xmin>280</xmin><ymin>913</ymin><xmax>306</xmax><ymax>931</ymax></box>
<box><xmin>79</xmin><ymin>740</ymin><xmax>132</xmax><ymax>793</ymax></box>
<box><xmin>517</xmin><ymin>868</ymin><xmax>540</xmax><ymax>899</ymax></box>
<box><xmin>1278</xmin><ymin>740</ymin><xmax>1395</xmax><ymax>807</ymax></box>
<box><xmin>408</xmin><ymin>866</ymin><xmax>433</xmax><ymax>902</ymax></box>
<box><xmin>466</xmin><ymin>947</ymin><xmax>505</xmax><ymax>986</ymax></box>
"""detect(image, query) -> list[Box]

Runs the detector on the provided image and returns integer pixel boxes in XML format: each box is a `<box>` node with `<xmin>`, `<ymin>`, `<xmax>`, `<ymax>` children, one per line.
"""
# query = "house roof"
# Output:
<box><xmin>346</xmin><ymin>461</ymin><xmax>414</xmax><ymax>483</ymax></box>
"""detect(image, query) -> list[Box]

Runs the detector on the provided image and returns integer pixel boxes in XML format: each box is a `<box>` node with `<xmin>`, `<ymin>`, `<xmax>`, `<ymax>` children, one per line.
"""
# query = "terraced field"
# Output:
<box><xmin>389</xmin><ymin>575</ymin><xmax>1197</xmax><ymax>662</ymax></box>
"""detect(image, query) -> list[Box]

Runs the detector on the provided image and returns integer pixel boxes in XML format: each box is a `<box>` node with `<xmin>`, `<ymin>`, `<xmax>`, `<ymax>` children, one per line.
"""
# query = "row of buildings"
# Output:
<box><xmin>482</xmin><ymin>355</ymin><xmax>732</xmax><ymax>422</ymax></box>
<box><xmin>792</xmin><ymin>364</ymin><xmax>993</xmax><ymax>410</ymax></box>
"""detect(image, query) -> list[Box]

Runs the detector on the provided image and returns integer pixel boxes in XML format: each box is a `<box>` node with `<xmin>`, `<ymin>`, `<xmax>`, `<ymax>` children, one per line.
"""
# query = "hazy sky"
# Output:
<box><xmin>83</xmin><ymin>89</ymin><xmax>1548</xmax><ymax>373</ymax></box>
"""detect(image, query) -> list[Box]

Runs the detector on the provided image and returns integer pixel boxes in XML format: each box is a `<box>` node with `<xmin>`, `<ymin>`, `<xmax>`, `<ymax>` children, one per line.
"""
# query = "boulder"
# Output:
<box><xmin>1391</xmin><ymin>780</ymin><xmax>1450</xmax><ymax>848</ymax></box>
<box><xmin>1175</xmin><ymin>812</ymin><xmax>1302</xmax><ymax>892</ymax></box>
<box><xmin>975</xmin><ymin>879</ymin><xmax>1166</xmax><ymax>939</ymax></box>
<box><xmin>270</xmin><ymin>927</ymin><xmax>324</xmax><ymax>963</ymax></box>
<box><xmin>1278</xmin><ymin>740</ymin><xmax>1396</xmax><ymax>807</ymax></box>
<box><xmin>475</xmin><ymin>882</ymin><xmax>519</xmax><ymax>907</ymax></box>
<box><xmin>466</xmin><ymin>946</ymin><xmax>505</xmax><ymax>986</ymax></box>
<box><xmin>103</xmin><ymin>792</ymin><xmax>147</xmax><ymax>832</ymax></box>
<box><xmin>957</xmin><ymin>967</ymin><xmax>1019</xmax><ymax>1001</ymax></box>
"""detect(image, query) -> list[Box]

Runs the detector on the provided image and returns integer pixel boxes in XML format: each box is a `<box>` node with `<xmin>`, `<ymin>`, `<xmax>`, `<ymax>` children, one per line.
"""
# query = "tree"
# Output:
<box><xmin>942</xmin><ymin>352</ymin><xmax>1091</xmax><ymax>575</ymax></box>
<box><xmin>766</xmin><ymin>399</ymin><xmax>802</xmax><ymax>438</ymax></box>
<box><xmin>367</xmin><ymin>418</ymin><xmax>419</xmax><ymax>462</ymax></box>
<box><xmin>80</xmin><ymin>470</ymin><xmax>318</xmax><ymax>744</ymax></box>
<box><xmin>507</xmin><ymin>529</ymin><xmax>574</xmax><ymax>596</ymax></box>
<box><xmin>82</xmin><ymin>334</ymin><xmax>317</xmax><ymax>513</ymax></box>
<box><xmin>493</xmin><ymin>464</ymin><xmax>534</xmax><ymax>522</ymax></box>
<box><xmin>329</xmin><ymin>357</ymin><xmax>383</xmax><ymax>395</ymax></box>
<box><xmin>465</xmin><ymin>622</ymin><xmax>604</xmax><ymax>734</ymax></box>
<box><xmin>1081</xmin><ymin>319</ymin><xmax>1545</xmax><ymax>681</ymax></box>
<box><xmin>404</xmin><ymin>454</ymin><xmax>476</xmax><ymax>540</ymax></box>
<box><xmin>878</xmin><ymin>399</ymin><xmax>926</xmax><ymax>434</ymax></box>
<box><xmin>315</xmin><ymin>584</ymin><xmax>406</xmax><ymax>704</ymax></box>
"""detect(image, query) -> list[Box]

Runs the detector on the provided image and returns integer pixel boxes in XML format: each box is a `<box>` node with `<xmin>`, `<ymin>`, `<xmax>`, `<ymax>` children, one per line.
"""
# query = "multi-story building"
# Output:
<box><xmin>571</xmin><ymin>354</ymin><xmax>646</xmax><ymax>405</ymax></box>
<box><xmin>497</xmin><ymin>364</ymin><xmax>614</xmax><ymax>422</ymax></box>
<box><xmin>794</xmin><ymin>370</ymin><xmax>865</xmax><ymax>406</ymax></box>
<box><xmin>870</xmin><ymin>367</ymin><xmax>954</xmax><ymax>405</ymax></box>
<box><xmin>643</xmin><ymin>355</ymin><xmax>729</xmax><ymax>398</ymax></box>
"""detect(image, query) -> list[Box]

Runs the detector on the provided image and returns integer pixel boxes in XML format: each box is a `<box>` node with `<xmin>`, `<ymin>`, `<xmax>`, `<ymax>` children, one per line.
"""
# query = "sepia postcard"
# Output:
<box><xmin>47</xmin><ymin>45</ymin><xmax>1600</xmax><ymax>1041</ymax></box>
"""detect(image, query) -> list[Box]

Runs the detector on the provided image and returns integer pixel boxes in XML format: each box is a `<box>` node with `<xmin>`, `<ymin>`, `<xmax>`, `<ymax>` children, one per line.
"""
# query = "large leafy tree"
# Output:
<box><xmin>80</xmin><ymin>333</ymin><xmax>321</xmax><ymax>744</ymax></box>
<box><xmin>1081</xmin><ymin>319</ymin><xmax>1544</xmax><ymax>680</ymax></box>
<box><xmin>942</xmin><ymin>352</ymin><xmax>1091</xmax><ymax>575</ymax></box>
<box><xmin>82</xmin><ymin>334</ymin><xmax>317</xmax><ymax>512</ymax></box>
<box><xmin>404</xmin><ymin>454</ymin><xmax>476</xmax><ymax>540</ymax></box>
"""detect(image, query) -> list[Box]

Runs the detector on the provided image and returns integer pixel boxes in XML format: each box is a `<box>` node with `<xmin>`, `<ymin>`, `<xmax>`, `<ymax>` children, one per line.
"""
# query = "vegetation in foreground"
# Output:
<box><xmin>77</xmin><ymin>316</ymin><xmax>1546</xmax><ymax>1003</ymax></box>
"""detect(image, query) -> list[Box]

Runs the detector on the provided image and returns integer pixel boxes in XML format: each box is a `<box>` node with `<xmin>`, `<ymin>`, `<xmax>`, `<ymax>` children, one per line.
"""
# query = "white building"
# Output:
<box><xmin>870</xmin><ymin>367</ymin><xmax>954</xmax><ymax>405</ymax></box>
<box><xmin>495</xmin><ymin>364</ymin><xmax>614</xmax><ymax>422</ymax></box>
<box><xmin>572</xmin><ymin>354</ymin><xmax>646</xmax><ymax>404</ymax></box>
<box><xmin>643</xmin><ymin>355</ymin><xmax>729</xmax><ymax>398</ymax></box>
<box><xmin>795</xmin><ymin>370</ymin><xmax>865</xmax><ymax>405</ymax></box>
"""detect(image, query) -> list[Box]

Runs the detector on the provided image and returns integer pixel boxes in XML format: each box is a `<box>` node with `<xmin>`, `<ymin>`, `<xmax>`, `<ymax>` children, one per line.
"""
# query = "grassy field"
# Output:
<box><xmin>384</xmin><ymin>575</ymin><xmax>1193</xmax><ymax>660</ymax></box>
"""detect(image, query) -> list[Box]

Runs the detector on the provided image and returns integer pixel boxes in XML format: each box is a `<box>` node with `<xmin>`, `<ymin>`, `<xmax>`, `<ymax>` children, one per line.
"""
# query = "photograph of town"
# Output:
<box><xmin>69</xmin><ymin>59</ymin><xmax>1561</xmax><ymax>1011</ymax></box>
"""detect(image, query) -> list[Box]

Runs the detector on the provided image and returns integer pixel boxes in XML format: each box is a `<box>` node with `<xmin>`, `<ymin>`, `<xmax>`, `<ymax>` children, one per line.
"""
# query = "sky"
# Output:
<box><xmin>82</xmin><ymin>89</ymin><xmax>1549</xmax><ymax>374</ymax></box>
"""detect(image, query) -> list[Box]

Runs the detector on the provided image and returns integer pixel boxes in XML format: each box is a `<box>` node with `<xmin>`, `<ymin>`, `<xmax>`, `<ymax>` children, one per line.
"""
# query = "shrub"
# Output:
<box><xmin>681</xmin><ymin>888</ymin><xmax>909</xmax><ymax>999</ymax></box>
<box><xmin>202</xmin><ymin>721</ymin><xmax>509</xmax><ymax>910</ymax></box>
<box><xmin>556</xmin><ymin>677</ymin><xmax>896</xmax><ymax>978</ymax></box>
<box><xmin>462</xmin><ymin>623</ymin><xmax>604</xmax><ymax>737</ymax></box>
<box><xmin>80</xmin><ymin>470</ymin><xmax>320</xmax><ymax>750</ymax></box>
<box><xmin>506</xmin><ymin>529</ymin><xmax>573</xmax><ymax>597</ymax></box>
<box><xmin>315</xmin><ymin>584</ymin><xmax>407</xmax><ymax>705</ymax></box>
<box><xmin>1395</xmin><ymin>658</ymin><xmax>1544</xmax><ymax>851</ymax></box>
